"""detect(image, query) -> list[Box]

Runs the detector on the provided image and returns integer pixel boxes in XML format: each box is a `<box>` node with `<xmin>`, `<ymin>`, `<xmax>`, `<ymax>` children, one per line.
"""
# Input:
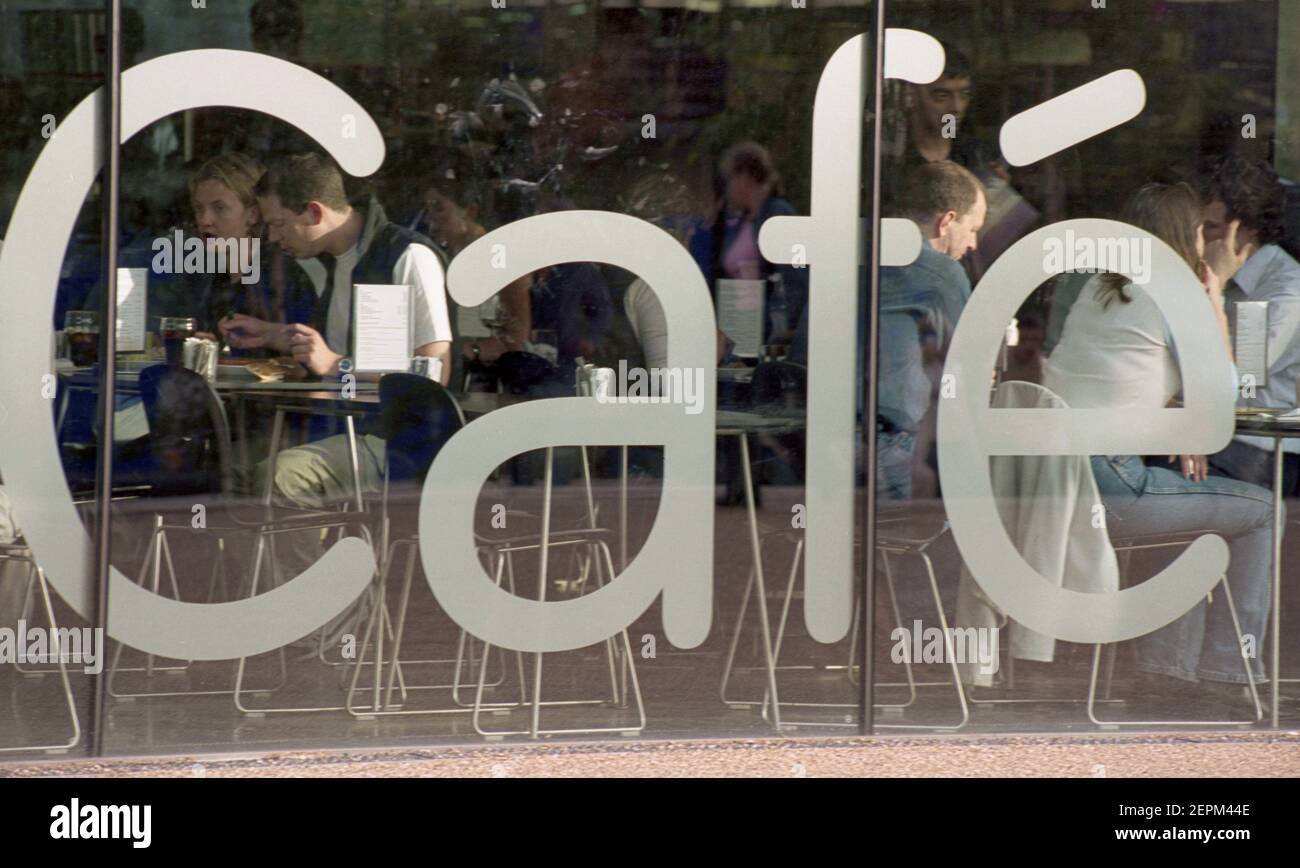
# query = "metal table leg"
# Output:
<box><xmin>1273</xmin><ymin>439</ymin><xmax>1282</xmax><ymax>729</ymax></box>
<box><xmin>345</xmin><ymin>415</ymin><xmax>364</xmax><ymax>512</ymax></box>
<box><xmin>262</xmin><ymin>409</ymin><xmax>287</xmax><ymax>508</ymax></box>
<box><xmin>235</xmin><ymin>394</ymin><xmax>250</xmax><ymax>481</ymax></box>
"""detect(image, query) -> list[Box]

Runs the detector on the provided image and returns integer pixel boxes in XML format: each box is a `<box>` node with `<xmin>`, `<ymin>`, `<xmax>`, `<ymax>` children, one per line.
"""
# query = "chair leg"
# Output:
<box><xmin>235</xmin><ymin>530</ymin><xmax>347</xmax><ymax>715</ymax></box>
<box><xmin>874</xmin><ymin>550</ymin><xmax>919</xmax><ymax>708</ymax></box>
<box><xmin>1088</xmin><ymin>574</ymin><xmax>1261</xmax><ymax>728</ymax></box>
<box><xmin>1</xmin><ymin>565</ymin><xmax>80</xmax><ymax>754</ymax></box>
<box><xmin>472</xmin><ymin>540</ymin><xmax>645</xmax><ymax>739</ymax></box>
<box><xmin>718</xmin><ymin>565</ymin><xmax>757</xmax><ymax>707</ymax></box>
<box><xmin>346</xmin><ymin>581</ymin><xmax>387</xmax><ymax>717</ymax></box>
<box><xmin>759</xmin><ymin>537</ymin><xmax>805</xmax><ymax>720</ymax></box>
<box><xmin>874</xmin><ymin>548</ymin><xmax>969</xmax><ymax>731</ymax></box>
<box><xmin>108</xmin><ymin>519</ymin><xmax>205</xmax><ymax>700</ymax></box>
<box><xmin>14</xmin><ymin>565</ymin><xmax>59</xmax><ymax>675</ymax></box>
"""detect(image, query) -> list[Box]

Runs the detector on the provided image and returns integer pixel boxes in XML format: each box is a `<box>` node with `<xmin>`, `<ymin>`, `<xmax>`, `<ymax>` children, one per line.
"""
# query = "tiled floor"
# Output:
<box><xmin>3</xmin><ymin>478</ymin><xmax>1298</xmax><ymax>763</ymax></box>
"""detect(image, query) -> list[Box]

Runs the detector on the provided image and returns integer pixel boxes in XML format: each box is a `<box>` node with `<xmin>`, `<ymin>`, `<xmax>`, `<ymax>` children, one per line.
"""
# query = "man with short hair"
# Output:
<box><xmin>1200</xmin><ymin>155</ymin><xmax>1300</xmax><ymax>496</ymax></box>
<box><xmin>884</xmin><ymin>42</ymin><xmax>1003</xmax><ymax>211</ymax></box>
<box><xmin>222</xmin><ymin>153</ymin><xmax>452</xmax><ymax>380</ymax></box>
<box><xmin>877</xmin><ymin>160</ymin><xmax>987</xmax><ymax>500</ymax></box>
<box><xmin>220</xmin><ymin>155</ymin><xmax>453</xmax><ymax>603</ymax></box>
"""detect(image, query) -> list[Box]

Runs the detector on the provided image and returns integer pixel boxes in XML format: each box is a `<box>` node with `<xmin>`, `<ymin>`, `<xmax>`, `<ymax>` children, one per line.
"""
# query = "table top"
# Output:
<box><xmin>233</xmin><ymin>387</ymin><xmax>806</xmax><ymax>433</ymax></box>
<box><xmin>716</xmin><ymin>407</ymin><xmax>806</xmax><ymax>435</ymax></box>
<box><xmin>60</xmin><ymin>364</ymin><xmax>808</xmax><ymax>431</ymax></box>
<box><xmin>1235</xmin><ymin>410</ymin><xmax>1300</xmax><ymax>437</ymax></box>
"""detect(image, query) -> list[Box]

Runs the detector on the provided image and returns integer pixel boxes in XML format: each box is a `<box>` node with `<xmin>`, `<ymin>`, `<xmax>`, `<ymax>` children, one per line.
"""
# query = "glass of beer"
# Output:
<box><xmin>160</xmin><ymin>317</ymin><xmax>196</xmax><ymax>367</ymax></box>
<box><xmin>64</xmin><ymin>311</ymin><xmax>100</xmax><ymax>367</ymax></box>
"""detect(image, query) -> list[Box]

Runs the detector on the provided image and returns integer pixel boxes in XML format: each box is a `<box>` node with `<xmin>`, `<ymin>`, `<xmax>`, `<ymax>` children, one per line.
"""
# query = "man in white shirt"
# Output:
<box><xmin>220</xmin><ymin>155</ymin><xmax>454</xmax><ymax>608</ymax></box>
<box><xmin>221</xmin><ymin>153</ymin><xmax>452</xmax><ymax>379</ymax></box>
<box><xmin>1200</xmin><ymin>156</ymin><xmax>1300</xmax><ymax>496</ymax></box>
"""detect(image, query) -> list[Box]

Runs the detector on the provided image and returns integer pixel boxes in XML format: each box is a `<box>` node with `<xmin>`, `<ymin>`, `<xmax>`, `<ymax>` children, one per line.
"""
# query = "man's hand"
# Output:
<box><xmin>219</xmin><ymin>314</ymin><xmax>280</xmax><ymax>351</ymax></box>
<box><xmin>1168</xmin><ymin>454</ymin><xmax>1209</xmax><ymax>483</ymax></box>
<box><xmin>1203</xmin><ymin>219</ymin><xmax>1254</xmax><ymax>287</ymax></box>
<box><xmin>284</xmin><ymin>324</ymin><xmax>343</xmax><ymax>377</ymax></box>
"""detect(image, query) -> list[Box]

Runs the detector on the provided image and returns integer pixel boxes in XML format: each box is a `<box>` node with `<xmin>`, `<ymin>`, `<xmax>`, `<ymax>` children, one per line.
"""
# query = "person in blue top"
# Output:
<box><xmin>876</xmin><ymin>161</ymin><xmax>986</xmax><ymax>499</ymax></box>
<box><xmin>789</xmin><ymin>160</ymin><xmax>986</xmax><ymax>499</ymax></box>
<box><xmin>692</xmin><ymin>141</ymin><xmax>808</xmax><ymax>352</ymax></box>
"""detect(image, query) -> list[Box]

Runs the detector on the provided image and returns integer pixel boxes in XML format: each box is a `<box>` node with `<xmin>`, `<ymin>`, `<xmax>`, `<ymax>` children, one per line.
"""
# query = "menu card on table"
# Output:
<box><xmin>352</xmin><ymin>283</ymin><xmax>413</xmax><ymax>373</ymax></box>
<box><xmin>717</xmin><ymin>278</ymin><xmax>765</xmax><ymax>359</ymax></box>
<box><xmin>116</xmin><ymin>267</ymin><xmax>147</xmax><ymax>353</ymax></box>
<box><xmin>1233</xmin><ymin>300</ymin><xmax>1269</xmax><ymax>391</ymax></box>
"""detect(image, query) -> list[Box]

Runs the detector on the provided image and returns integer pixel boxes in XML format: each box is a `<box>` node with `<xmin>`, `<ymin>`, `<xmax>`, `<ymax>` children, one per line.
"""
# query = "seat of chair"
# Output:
<box><xmin>874</xmin><ymin>500</ymin><xmax>949</xmax><ymax>548</ymax></box>
<box><xmin>0</xmin><ymin>541</ymin><xmax>33</xmax><ymax>559</ymax></box>
<box><xmin>140</xmin><ymin>496</ymin><xmax>373</xmax><ymax>533</ymax></box>
<box><xmin>1110</xmin><ymin>530</ymin><xmax>1220</xmax><ymax>550</ymax></box>
<box><xmin>372</xmin><ymin>488</ymin><xmax>610</xmax><ymax>555</ymax></box>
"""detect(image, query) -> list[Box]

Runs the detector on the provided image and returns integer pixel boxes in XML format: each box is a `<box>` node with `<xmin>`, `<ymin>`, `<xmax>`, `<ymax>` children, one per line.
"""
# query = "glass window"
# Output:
<box><xmin>1</xmin><ymin>0</ymin><xmax>1297</xmax><ymax>762</ymax></box>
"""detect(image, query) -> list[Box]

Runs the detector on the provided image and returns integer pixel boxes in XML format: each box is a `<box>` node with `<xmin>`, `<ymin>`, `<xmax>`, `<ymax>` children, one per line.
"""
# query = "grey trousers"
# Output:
<box><xmin>258</xmin><ymin>433</ymin><xmax>386</xmax><ymax>587</ymax></box>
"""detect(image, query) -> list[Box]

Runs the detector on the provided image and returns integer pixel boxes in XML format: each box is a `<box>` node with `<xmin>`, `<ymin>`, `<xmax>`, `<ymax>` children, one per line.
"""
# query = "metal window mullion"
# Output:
<box><xmin>859</xmin><ymin>0</ymin><xmax>885</xmax><ymax>737</ymax></box>
<box><xmin>91</xmin><ymin>0</ymin><xmax>123</xmax><ymax>757</ymax></box>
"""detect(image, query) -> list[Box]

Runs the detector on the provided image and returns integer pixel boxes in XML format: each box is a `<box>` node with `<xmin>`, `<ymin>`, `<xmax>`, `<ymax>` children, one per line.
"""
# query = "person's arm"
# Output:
<box><xmin>397</xmin><ymin>244</ymin><xmax>454</xmax><ymax>386</ymax></box>
<box><xmin>497</xmin><ymin>275</ymin><xmax>532</xmax><ymax>351</ymax></box>
<box><xmin>624</xmin><ymin>278</ymin><xmax>669</xmax><ymax>369</ymax></box>
<box><xmin>283</xmin><ymin>322</ymin><xmax>342</xmax><ymax>376</ymax></box>
<box><xmin>1197</xmin><ymin>239</ymin><xmax>1243</xmax><ymax>362</ymax></box>
<box><xmin>220</xmin><ymin>313</ymin><xmax>291</xmax><ymax>353</ymax></box>
<box><xmin>414</xmin><ymin>340</ymin><xmax>452</xmax><ymax>385</ymax></box>
<box><xmin>930</xmin><ymin>261</ymin><xmax>973</xmax><ymax>359</ymax></box>
<box><xmin>465</xmin><ymin>275</ymin><xmax>531</xmax><ymax>363</ymax></box>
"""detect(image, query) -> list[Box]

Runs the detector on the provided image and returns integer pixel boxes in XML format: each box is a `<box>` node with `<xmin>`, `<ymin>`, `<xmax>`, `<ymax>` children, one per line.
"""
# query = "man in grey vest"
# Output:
<box><xmin>221</xmin><ymin>155</ymin><xmax>453</xmax><ymax>615</ymax></box>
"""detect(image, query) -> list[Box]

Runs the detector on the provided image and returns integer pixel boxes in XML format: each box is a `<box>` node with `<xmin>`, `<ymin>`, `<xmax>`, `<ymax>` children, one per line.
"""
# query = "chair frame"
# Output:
<box><xmin>0</xmin><ymin>542</ymin><xmax>81</xmax><ymax>754</ymax></box>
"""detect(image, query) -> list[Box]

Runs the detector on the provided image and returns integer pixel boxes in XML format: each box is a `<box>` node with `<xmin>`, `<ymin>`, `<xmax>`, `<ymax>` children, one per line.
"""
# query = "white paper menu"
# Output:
<box><xmin>352</xmin><ymin>283</ymin><xmax>413</xmax><ymax>373</ymax></box>
<box><xmin>116</xmin><ymin>267</ymin><xmax>146</xmax><ymax>353</ymax></box>
<box><xmin>717</xmin><ymin>278</ymin><xmax>765</xmax><ymax>358</ymax></box>
<box><xmin>1234</xmin><ymin>301</ymin><xmax>1269</xmax><ymax>391</ymax></box>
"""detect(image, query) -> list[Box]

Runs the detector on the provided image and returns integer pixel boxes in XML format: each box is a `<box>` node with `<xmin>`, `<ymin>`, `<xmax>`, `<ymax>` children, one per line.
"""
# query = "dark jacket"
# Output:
<box><xmin>693</xmin><ymin>195</ymin><xmax>809</xmax><ymax>345</ymax></box>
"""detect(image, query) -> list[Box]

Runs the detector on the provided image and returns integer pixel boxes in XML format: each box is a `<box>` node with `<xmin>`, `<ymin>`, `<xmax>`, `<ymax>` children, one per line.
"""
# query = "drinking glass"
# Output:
<box><xmin>160</xmin><ymin>317</ymin><xmax>196</xmax><ymax>367</ymax></box>
<box><xmin>64</xmin><ymin>310</ymin><xmax>100</xmax><ymax>367</ymax></box>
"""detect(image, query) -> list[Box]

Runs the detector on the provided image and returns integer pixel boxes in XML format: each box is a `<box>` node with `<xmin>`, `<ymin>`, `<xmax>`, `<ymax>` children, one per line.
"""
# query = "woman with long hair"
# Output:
<box><xmin>190</xmin><ymin>152</ymin><xmax>311</xmax><ymax>352</ymax></box>
<box><xmin>1043</xmin><ymin>181</ymin><xmax>1275</xmax><ymax>712</ymax></box>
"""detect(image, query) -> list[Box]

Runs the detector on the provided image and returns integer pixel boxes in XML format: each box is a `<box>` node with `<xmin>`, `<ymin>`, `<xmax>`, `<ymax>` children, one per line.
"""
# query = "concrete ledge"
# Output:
<box><xmin>3</xmin><ymin>731</ymin><xmax>1299</xmax><ymax>777</ymax></box>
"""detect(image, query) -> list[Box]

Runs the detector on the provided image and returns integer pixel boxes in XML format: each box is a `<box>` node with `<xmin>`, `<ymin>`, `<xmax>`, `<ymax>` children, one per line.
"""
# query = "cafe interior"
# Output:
<box><xmin>2</xmin><ymin>0</ymin><xmax>1299</xmax><ymax>760</ymax></box>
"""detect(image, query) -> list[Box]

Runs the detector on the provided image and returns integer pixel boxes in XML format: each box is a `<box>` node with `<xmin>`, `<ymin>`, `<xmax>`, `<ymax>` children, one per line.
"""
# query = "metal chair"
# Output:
<box><xmin>1086</xmin><ymin>531</ymin><xmax>1264</xmax><ymax>728</ymax></box>
<box><xmin>345</xmin><ymin>373</ymin><xmax>522</xmax><ymax>717</ymax></box>
<box><xmin>93</xmin><ymin>365</ymin><xmax>374</xmax><ymax>709</ymax></box>
<box><xmin>470</xmin><ymin>446</ymin><xmax>645</xmax><ymax>740</ymax></box>
<box><xmin>0</xmin><ymin>541</ymin><xmax>81</xmax><ymax>754</ymax></box>
<box><xmin>954</xmin><ymin>382</ymin><xmax>1260</xmax><ymax>727</ymax></box>
<box><xmin>720</xmin><ymin>508</ymin><xmax>970</xmax><ymax>732</ymax></box>
<box><xmin>718</xmin><ymin>362</ymin><xmax>959</xmax><ymax>732</ymax></box>
<box><xmin>467</xmin><ymin>363</ymin><xmax>645</xmax><ymax>738</ymax></box>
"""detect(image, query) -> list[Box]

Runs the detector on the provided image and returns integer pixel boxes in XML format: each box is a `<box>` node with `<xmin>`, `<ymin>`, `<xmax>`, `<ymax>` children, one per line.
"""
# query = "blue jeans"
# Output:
<box><xmin>877</xmin><ymin>430</ymin><xmax>915</xmax><ymax>501</ymax></box>
<box><xmin>1091</xmin><ymin>455</ymin><xmax>1277</xmax><ymax>684</ymax></box>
